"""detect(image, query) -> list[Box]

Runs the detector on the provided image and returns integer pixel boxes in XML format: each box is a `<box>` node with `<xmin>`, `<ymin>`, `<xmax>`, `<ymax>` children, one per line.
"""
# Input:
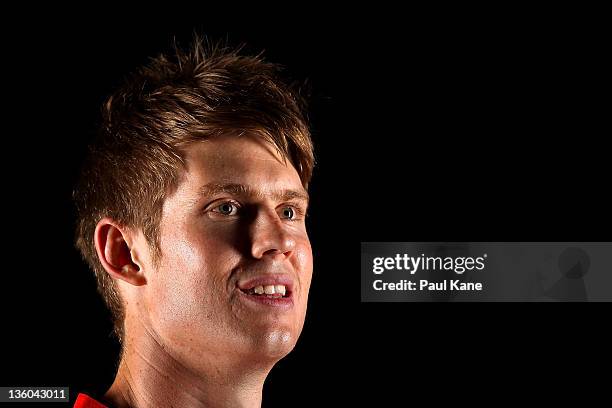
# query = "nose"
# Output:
<box><xmin>250</xmin><ymin>209</ymin><xmax>296</xmax><ymax>259</ymax></box>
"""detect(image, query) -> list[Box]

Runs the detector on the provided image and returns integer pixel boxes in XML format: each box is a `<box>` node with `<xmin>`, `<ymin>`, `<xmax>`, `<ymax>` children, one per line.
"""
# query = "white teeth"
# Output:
<box><xmin>248</xmin><ymin>284</ymin><xmax>287</xmax><ymax>296</ymax></box>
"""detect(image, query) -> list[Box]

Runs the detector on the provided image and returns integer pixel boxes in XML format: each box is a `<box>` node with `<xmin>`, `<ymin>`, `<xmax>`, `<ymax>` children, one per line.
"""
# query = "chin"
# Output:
<box><xmin>253</xmin><ymin>327</ymin><xmax>299</xmax><ymax>361</ymax></box>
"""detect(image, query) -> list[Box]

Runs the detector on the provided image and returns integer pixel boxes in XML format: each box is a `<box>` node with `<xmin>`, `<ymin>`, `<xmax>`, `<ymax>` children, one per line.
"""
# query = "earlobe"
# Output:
<box><xmin>94</xmin><ymin>218</ymin><xmax>147</xmax><ymax>286</ymax></box>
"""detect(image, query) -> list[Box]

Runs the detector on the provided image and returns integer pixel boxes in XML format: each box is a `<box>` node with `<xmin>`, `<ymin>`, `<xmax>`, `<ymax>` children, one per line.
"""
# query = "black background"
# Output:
<box><xmin>1</xmin><ymin>7</ymin><xmax>609</xmax><ymax>407</ymax></box>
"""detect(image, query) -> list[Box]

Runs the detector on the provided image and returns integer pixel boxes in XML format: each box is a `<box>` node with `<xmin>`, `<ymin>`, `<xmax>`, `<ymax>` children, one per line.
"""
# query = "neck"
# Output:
<box><xmin>104</xmin><ymin>319</ymin><xmax>270</xmax><ymax>408</ymax></box>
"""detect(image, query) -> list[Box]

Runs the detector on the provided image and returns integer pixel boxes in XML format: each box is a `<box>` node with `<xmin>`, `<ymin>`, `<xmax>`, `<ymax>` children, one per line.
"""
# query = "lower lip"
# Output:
<box><xmin>236</xmin><ymin>289</ymin><xmax>294</xmax><ymax>310</ymax></box>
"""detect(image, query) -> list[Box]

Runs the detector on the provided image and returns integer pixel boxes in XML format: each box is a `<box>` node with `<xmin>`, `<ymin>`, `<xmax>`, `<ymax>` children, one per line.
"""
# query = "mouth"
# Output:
<box><xmin>236</xmin><ymin>276</ymin><xmax>295</xmax><ymax>308</ymax></box>
<box><xmin>241</xmin><ymin>284</ymin><xmax>291</xmax><ymax>298</ymax></box>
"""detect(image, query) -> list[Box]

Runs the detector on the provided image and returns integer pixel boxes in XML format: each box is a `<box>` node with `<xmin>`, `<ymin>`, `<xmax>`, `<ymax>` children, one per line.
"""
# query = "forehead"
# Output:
<box><xmin>179</xmin><ymin>135</ymin><xmax>304</xmax><ymax>195</ymax></box>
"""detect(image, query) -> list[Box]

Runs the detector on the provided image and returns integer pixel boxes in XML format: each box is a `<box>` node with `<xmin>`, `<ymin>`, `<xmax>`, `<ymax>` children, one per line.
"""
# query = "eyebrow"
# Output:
<box><xmin>195</xmin><ymin>182</ymin><xmax>309</xmax><ymax>204</ymax></box>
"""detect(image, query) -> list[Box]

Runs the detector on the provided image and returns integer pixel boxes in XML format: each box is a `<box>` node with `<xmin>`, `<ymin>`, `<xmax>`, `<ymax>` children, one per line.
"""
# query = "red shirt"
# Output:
<box><xmin>74</xmin><ymin>393</ymin><xmax>109</xmax><ymax>408</ymax></box>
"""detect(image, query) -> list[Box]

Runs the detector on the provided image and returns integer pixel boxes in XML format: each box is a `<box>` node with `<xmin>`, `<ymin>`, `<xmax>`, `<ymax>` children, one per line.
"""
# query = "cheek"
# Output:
<box><xmin>148</xmin><ymin>228</ymin><xmax>237</xmax><ymax>328</ymax></box>
<box><xmin>161</xmin><ymin>222</ymin><xmax>235</xmax><ymax>280</ymax></box>
<box><xmin>293</xmin><ymin>237</ymin><xmax>314</xmax><ymax>298</ymax></box>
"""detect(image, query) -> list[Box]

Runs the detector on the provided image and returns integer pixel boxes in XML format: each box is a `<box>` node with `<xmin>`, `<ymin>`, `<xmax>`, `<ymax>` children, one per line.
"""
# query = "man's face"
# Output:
<box><xmin>140</xmin><ymin>135</ymin><xmax>313</xmax><ymax>367</ymax></box>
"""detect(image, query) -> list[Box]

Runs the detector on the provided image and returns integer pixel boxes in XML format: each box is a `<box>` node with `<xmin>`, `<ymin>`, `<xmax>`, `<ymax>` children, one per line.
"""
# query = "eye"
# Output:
<box><xmin>211</xmin><ymin>201</ymin><xmax>239</xmax><ymax>216</ymax></box>
<box><xmin>279</xmin><ymin>206</ymin><xmax>296</xmax><ymax>220</ymax></box>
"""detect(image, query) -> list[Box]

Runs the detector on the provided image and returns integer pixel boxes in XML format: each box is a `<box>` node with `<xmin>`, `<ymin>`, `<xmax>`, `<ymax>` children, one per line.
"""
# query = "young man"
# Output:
<box><xmin>73</xmin><ymin>39</ymin><xmax>315</xmax><ymax>408</ymax></box>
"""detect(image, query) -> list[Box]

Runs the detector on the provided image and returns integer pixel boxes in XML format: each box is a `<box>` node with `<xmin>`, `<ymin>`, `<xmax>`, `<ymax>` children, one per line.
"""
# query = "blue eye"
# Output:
<box><xmin>214</xmin><ymin>202</ymin><xmax>239</xmax><ymax>216</ymax></box>
<box><xmin>280</xmin><ymin>206</ymin><xmax>295</xmax><ymax>220</ymax></box>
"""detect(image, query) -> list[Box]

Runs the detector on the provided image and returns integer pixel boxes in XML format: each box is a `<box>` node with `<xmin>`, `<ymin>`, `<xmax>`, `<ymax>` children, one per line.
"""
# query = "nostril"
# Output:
<box><xmin>261</xmin><ymin>248</ymin><xmax>282</xmax><ymax>257</ymax></box>
<box><xmin>250</xmin><ymin>222</ymin><xmax>296</xmax><ymax>259</ymax></box>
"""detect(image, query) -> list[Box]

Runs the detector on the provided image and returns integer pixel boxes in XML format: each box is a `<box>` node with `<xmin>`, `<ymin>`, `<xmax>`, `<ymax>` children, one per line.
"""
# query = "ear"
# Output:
<box><xmin>94</xmin><ymin>217</ymin><xmax>147</xmax><ymax>286</ymax></box>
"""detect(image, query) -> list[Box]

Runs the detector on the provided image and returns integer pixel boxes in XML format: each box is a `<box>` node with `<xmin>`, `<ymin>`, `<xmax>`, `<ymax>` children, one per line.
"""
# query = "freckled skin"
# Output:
<box><xmin>131</xmin><ymin>137</ymin><xmax>312</xmax><ymax>372</ymax></box>
<box><xmin>103</xmin><ymin>136</ymin><xmax>312</xmax><ymax>407</ymax></box>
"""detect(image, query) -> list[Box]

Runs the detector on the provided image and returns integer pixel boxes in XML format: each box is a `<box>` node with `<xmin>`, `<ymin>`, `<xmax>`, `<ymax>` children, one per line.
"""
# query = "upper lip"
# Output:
<box><xmin>237</xmin><ymin>274</ymin><xmax>295</xmax><ymax>294</ymax></box>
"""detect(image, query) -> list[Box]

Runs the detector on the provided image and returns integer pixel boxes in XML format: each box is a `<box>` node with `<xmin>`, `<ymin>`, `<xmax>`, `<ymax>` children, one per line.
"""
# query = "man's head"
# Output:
<box><xmin>73</xmin><ymin>39</ymin><xmax>314</xmax><ymax>366</ymax></box>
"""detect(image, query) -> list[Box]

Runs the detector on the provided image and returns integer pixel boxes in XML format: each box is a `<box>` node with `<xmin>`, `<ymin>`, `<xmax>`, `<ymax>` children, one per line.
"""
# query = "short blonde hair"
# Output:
<box><xmin>73</xmin><ymin>38</ymin><xmax>314</xmax><ymax>343</ymax></box>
